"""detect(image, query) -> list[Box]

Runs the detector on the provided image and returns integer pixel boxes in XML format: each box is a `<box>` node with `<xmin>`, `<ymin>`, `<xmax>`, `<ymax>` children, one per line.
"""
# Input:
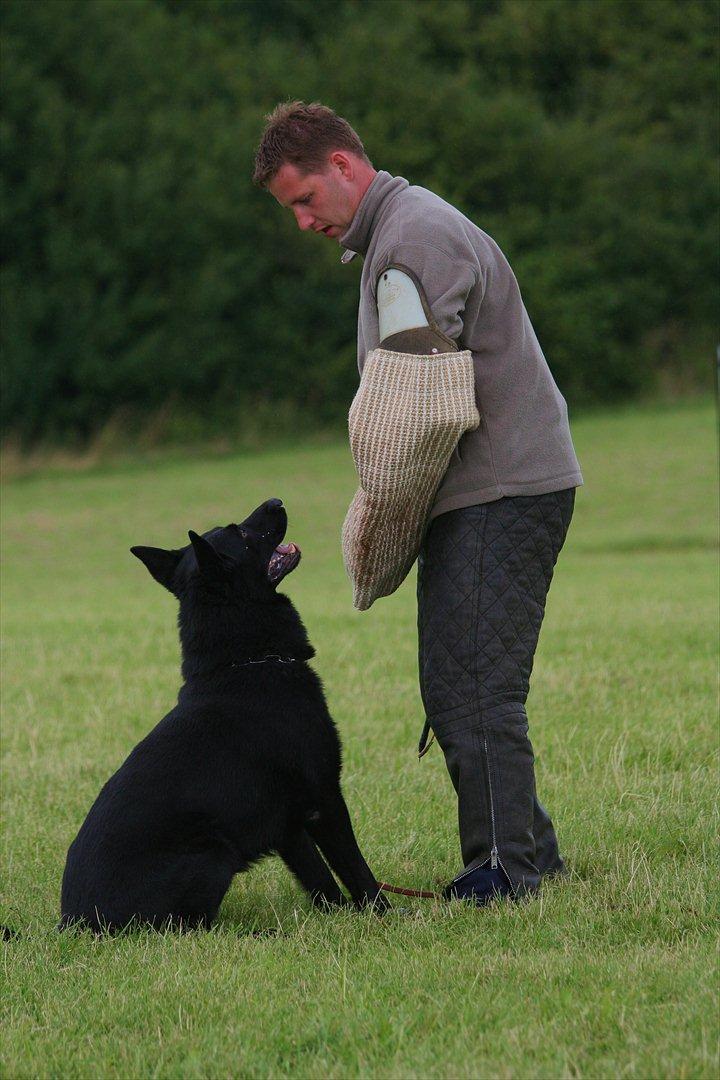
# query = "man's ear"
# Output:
<box><xmin>188</xmin><ymin>530</ymin><xmax>224</xmax><ymax>579</ymax></box>
<box><xmin>130</xmin><ymin>546</ymin><xmax>184</xmax><ymax>593</ymax></box>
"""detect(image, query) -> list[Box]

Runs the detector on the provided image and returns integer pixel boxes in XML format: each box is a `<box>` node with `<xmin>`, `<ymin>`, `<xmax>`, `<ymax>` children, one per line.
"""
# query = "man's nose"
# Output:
<box><xmin>294</xmin><ymin>209</ymin><xmax>315</xmax><ymax>231</ymax></box>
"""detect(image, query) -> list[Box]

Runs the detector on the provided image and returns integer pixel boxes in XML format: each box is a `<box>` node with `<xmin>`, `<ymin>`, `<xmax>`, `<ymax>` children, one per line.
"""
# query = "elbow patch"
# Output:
<box><xmin>377</xmin><ymin>265</ymin><xmax>458</xmax><ymax>354</ymax></box>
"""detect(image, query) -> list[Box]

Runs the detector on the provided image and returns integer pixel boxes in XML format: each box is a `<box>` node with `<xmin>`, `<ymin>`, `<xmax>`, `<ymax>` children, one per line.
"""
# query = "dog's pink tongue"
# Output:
<box><xmin>276</xmin><ymin>543</ymin><xmax>297</xmax><ymax>555</ymax></box>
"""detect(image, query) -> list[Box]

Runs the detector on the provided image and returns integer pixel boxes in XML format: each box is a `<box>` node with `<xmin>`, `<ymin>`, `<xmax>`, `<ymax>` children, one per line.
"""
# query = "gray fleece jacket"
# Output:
<box><xmin>338</xmin><ymin>170</ymin><xmax>583</xmax><ymax>521</ymax></box>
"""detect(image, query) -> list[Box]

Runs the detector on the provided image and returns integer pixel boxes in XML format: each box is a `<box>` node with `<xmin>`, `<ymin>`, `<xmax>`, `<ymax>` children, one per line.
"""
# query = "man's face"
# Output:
<box><xmin>268</xmin><ymin>159</ymin><xmax>360</xmax><ymax>239</ymax></box>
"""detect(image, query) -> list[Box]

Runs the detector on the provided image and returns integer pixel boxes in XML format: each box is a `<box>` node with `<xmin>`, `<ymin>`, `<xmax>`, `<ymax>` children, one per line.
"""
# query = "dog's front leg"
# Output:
<box><xmin>279</xmin><ymin>829</ymin><xmax>350</xmax><ymax>909</ymax></box>
<box><xmin>307</xmin><ymin>793</ymin><xmax>390</xmax><ymax>913</ymax></box>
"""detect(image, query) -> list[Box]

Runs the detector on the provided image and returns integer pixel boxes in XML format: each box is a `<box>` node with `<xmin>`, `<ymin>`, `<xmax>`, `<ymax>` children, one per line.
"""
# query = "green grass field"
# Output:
<box><xmin>1</xmin><ymin>399</ymin><xmax>718</xmax><ymax>1079</ymax></box>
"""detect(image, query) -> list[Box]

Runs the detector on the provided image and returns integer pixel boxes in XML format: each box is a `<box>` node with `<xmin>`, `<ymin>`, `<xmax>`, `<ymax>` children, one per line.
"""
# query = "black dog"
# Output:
<box><xmin>60</xmin><ymin>498</ymin><xmax>389</xmax><ymax>932</ymax></box>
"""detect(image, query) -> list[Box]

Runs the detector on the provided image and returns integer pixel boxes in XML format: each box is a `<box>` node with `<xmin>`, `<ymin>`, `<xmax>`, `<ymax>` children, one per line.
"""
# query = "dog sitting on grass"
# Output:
<box><xmin>60</xmin><ymin>498</ymin><xmax>389</xmax><ymax>933</ymax></box>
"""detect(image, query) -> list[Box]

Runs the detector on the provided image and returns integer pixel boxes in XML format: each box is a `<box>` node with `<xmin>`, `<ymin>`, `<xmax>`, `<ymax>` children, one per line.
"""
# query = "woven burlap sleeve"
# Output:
<box><xmin>342</xmin><ymin>347</ymin><xmax>480</xmax><ymax>610</ymax></box>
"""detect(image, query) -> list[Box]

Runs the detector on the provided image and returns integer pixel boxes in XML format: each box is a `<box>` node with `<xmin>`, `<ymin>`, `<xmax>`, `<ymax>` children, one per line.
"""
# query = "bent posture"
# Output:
<box><xmin>254</xmin><ymin>102</ymin><xmax>582</xmax><ymax>904</ymax></box>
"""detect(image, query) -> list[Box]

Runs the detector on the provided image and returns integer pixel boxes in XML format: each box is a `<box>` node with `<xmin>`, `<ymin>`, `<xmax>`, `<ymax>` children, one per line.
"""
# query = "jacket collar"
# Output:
<box><xmin>339</xmin><ymin>170</ymin><xmax>409</xmax><ymax>258</ymax></box>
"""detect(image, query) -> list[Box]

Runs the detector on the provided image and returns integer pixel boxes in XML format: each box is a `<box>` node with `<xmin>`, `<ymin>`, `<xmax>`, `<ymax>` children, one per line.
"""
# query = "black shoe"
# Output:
<box><xmin>444</xmin><ymin>864</ymin><xmax>513</xmax><ymax>906</ymax></box>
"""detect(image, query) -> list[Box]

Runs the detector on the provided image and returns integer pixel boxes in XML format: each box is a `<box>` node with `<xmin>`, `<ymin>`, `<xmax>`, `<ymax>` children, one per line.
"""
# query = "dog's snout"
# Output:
<box><xmin>240</xmin><ymin>499</ymin><xmax>287</xmax><ymax>541</ymax></box>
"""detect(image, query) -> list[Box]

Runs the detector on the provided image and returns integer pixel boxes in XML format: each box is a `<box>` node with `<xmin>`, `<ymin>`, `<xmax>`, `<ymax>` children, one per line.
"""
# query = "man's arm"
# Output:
<box><xmin>377</xmin><ymin>267</ymin><xmax>458</xmax><ymax>354</ymax></box>
<box><xmin>375</xmin><ymin>243</ymin><xmax>479</xmax><ymax>353</ymax></box>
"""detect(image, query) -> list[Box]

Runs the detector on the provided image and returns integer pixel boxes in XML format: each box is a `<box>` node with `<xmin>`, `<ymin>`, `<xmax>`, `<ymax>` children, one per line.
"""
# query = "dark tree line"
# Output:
<box><xmin>1</xmin><ymin>0</ymin><xmax>717</xmax><ymax>443</ymax></box>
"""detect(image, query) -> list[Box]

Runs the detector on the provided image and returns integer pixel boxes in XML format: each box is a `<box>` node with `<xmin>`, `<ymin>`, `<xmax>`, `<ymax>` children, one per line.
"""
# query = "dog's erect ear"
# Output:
<box><xmin>188</xmin><ymin>530</ymin><xmax>224</xmax><ymax>579</ymax></box>
<box><xmin>131</xmin><ymin>546</ymin><xmax>184</xmax><ymax>593</ymax></box>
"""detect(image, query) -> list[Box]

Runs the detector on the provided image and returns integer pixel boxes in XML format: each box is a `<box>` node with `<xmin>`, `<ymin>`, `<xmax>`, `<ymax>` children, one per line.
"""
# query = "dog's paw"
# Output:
<box><xmin>312</xmin><ymin>893</ymin><xmax>351</xmax><ymax>912</ymax></box>
<box><xmin>358</xmin><ymin>891</ymin><xmax>392</xmax><ymax>915</ymax></box>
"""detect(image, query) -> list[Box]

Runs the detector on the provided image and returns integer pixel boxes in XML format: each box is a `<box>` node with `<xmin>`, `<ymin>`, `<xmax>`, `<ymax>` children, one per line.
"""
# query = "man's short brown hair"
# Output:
<box><xmin>252</xmin><ymin>100</ymin><xmax>371</xmax><ymax>187</ymax></box>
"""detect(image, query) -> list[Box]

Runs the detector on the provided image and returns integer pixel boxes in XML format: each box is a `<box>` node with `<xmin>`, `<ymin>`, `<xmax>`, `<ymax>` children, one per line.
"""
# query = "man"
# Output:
<box><xmin>253</xmin><ymin>101</ymin><xmax>583</xmax><ymax>905</ymax></box>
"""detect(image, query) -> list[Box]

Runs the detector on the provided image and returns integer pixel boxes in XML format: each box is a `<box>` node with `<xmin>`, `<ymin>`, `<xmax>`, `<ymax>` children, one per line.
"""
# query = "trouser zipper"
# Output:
<box><xmin>483</xmin><ymin>733</ymin><xmax>511</xmax><ymax>883</ymax></box>
<box><xmin>447</xmin><ymin>731</ymin><xmax>513</xmax><ymax>889</ymax></box>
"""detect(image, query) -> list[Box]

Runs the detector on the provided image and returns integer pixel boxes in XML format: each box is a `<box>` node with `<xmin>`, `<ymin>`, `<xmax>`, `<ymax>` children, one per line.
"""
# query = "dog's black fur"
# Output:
<box><xmin>60</xmin><ymin>499</ymin><xmax>389</xmax><ymax>933</ymax></box>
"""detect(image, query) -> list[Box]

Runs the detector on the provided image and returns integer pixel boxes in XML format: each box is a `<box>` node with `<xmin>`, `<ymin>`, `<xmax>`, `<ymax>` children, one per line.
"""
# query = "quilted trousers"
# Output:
<box><xmin>417</xmin><ymin>488</ymin><xmax>576</xmax><ymax>897</ymax></box>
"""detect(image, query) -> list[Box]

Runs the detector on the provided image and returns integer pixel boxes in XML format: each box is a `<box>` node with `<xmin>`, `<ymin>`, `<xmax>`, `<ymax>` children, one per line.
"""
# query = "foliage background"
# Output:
<box><xmin>1</xmin><ymin>0</ymin><xmax>718</xmax><ymax>444</ymax></box>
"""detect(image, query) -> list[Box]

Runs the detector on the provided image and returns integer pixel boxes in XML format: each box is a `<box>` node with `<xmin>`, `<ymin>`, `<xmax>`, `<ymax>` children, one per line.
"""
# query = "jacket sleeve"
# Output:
<box><xmin>375</xmin><ymin>241</ymin><xmax>479</xmax><ymax>344</ymax></box>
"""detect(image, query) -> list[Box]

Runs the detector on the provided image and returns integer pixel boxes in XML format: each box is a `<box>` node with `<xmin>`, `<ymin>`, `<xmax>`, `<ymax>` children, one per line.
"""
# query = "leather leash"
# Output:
<box><xmin>376</xmin><ymin>719</ymin><xmax>441</xmax><ymax>897</ymax></box>
<box><xmin>417</xmin><ymin>717</ymin><xmax>436</xmax><ymax>758</ymax></box>
<box><xmin>377</xmin><ymin>881</ymin><xmax>441</xmax><ymax>899</ymax></box>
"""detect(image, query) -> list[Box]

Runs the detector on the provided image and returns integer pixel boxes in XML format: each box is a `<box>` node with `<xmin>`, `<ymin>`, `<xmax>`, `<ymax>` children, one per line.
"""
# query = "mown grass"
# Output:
<box><xmin>1</xmin><ymin>399</ymin><xmax>718</xmax><ymax>1079</ymax></box>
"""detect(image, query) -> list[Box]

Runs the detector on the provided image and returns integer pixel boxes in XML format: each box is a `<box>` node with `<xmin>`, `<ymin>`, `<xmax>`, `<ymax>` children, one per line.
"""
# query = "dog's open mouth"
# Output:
<box><xmin>268</xmin><ymin>542</ymin><xmax>301</xmax><ymax>584</ymax></box>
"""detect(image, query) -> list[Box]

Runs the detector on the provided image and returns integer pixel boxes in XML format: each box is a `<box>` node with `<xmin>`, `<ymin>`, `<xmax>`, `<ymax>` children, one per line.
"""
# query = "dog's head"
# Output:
<box><xmin>131</xmin><ymin>499</ymin><xmax>301</xmax><ymax>603</ymax></box>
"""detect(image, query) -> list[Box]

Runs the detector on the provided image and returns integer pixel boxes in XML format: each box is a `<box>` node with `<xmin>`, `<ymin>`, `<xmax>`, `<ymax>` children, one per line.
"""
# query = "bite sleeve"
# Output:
<box><xmin>341</xmin><ymin>347</ymin><xmax>480</xmax><ymax>610</ymax></box>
